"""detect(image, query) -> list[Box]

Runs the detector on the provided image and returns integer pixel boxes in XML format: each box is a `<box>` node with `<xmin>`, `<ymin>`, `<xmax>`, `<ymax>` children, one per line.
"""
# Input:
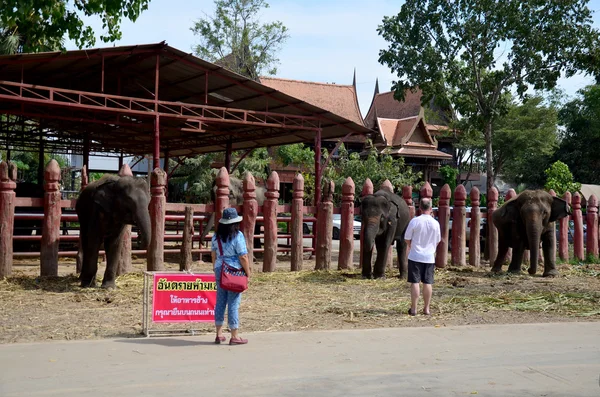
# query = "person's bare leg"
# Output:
<box><xmin>410</xmin><ymin>283</ymin><xmax>420</xmax><ymax>314</ymax></box>
<box><xmin>423</xmin><ymin>283</ymin><xmax>432</xmax><ymax>315</ymax></box>
<box><xmin>216</xmin><ymin>325</ymin><xmax>224</xmax><ymax>338</ymax></box>
<box><xmin>231</xmin><ymin>328</ymin><xmax>239</xmax><ymax>339</ymax></box>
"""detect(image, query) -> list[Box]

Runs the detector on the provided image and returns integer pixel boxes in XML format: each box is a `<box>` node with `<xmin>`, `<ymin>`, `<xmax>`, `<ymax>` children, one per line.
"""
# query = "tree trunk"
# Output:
<box><xmin>484</xmin><ymin>122</ymin><xmax>494</xmax><ymax>193</ymax></box>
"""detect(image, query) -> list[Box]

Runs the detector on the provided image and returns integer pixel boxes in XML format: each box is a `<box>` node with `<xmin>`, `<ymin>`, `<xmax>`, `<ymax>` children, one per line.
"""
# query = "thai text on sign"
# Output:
<box><xmin>152</xmin><ymin>273</ymin><xmax>217</xmax><ymax>323</ymax></box>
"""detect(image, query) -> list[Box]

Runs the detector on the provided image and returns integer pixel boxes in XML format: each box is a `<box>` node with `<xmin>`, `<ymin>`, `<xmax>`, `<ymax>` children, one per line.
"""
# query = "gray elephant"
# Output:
<box><xmin>76</xmin><ymin>175</ymin><xmax>151</xmax><ymax>288</ymax></box>
<box><xmin>360</xmin><ymin>189</ymin><xmax>411</xmax><ymax>279</ymax></box>
<box><xmin>492</xmin><ymin>190</ymin><xmax>571</xmax><ymax>277</ymax></box>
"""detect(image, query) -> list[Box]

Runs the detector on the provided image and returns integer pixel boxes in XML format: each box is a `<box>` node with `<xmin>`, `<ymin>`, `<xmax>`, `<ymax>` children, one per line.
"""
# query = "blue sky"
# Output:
<box><xmin>66</xmin><ymin>0</ymin><xmax>600</xmax><ymax>116</ymax></box>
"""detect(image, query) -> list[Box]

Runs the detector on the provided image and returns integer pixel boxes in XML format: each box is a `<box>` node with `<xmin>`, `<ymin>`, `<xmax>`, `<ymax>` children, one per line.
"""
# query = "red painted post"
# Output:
<box><xmin>116</xmin><ymin>164</ymin><xmax>133</xmax><ymax>276</ymax></box>
<box><xmin>215</xmin><ymin>167</ymin><xmax>230</xmax><ymax>226</ymax></box>
<box><xmin>40</xmin><ymin>160</ymin><xmax>61</xmax><ymax>277</ymax></box>
<box><xmin>586</xmin><ymin>194</ymin><xmax>598</xmax><ymax>259</ymax></box>
<box><xmin>360</xmin><ymin>178</ymin><xmax>374</xmax><ymax>272</ymax></box>
<box><xmin>487</xmin><ymin>188</ymin><xmax>499</xmax><ymax>265</ymax></box>
<box><xmin>263</xmin><ymin>171</ymin><xmax>280</xmax><ymax>272</ymax></box>
<box><xmin>242</xmin><ymin>172</ymin><xmax>258</xmax><ymax>269</ymax></box>
<box><xmin>291</xmin><ymin>173</ymin><xmax>304</xmax><ymax>271</ymax></box>
<box><xmin>402</xmin><ymin>185</ymin><xmax>415</xmax><ymax>220</ymax></box>
<box><xmin>315</xmin><ymin>180</ymin><xmax>334</xmax><ymax>270</ymax></box>
<box><xmin>381</xmin><ymin>179</ymin><xmax>394</xmax><ymax>270</ymax></box>
<box><xmin>418</xmin><ymin>182</ymin><xmax>433</xmax><ymax>216</ymax></box>
<box><xmin>572</xmin><ymin>192</ymin><xmax>584</xmax><ymax>261</ymax></box>
<box><xmin>469</xmin><ymin>187</ymin><xmax>481</xmax><ymax>267</ymax></box>
<box><xmin>504</xmin><ymin>189</ymin><xmax>517</xmax><ymax>264</ymax></box>
<box><xmin>435</xmin><ymin>184</ymin><xmax>451</xmax><ymax>268</ymax></box>
<box><xmin>559</xmin><ymin>191</ymin><xmax>571</xmax><ymax>262</ymax></box>
<box><xmin>0</xmin><ymin>161</ymin><xmax>16</xmax><ymax>278</ymax></box>
<box><xmin>180</xmin><ymin>206</ymin><xmax>194</xmax><ymax>271</ymax></box>
<box><xmin>338</xmin><ymin>177</ymin><xmax>355</xmax><ymax>270</ymax></box>
<box><xmin>148</xmin><ymin>168</ymin><xmax>166</xmax><ymax>271</ymax></box>
<box><xmin>451</xmin><ymin>185</ymin><xmax>467</xmax><ymax>266</ymax></box>
<box><xmin>81</xmin><ymin>165</ymin><xmax>88</xmax><ymax>190</ymax></box>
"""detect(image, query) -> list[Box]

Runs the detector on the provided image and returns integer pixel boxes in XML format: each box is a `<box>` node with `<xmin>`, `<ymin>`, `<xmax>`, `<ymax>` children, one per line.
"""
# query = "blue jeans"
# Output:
<box><xmin>215</xmin><ymin>266</ymin><xmax>242</xmax><ymax>329</ymax></box>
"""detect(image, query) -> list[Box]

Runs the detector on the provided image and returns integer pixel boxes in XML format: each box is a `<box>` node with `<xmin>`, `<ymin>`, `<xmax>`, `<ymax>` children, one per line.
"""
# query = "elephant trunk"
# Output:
<box><xmin>136</xmin><ymin>207</ymin><xmax>152</xmax><ymax>249</ymax></box>
<box><xmin>361</xmin><ymin>217</ymin><xmax>379</xmax><ymax>278</ymax></box>
<box><xmin>525</xmin><ymin>220</ymin><xmax>542</xmax><ymax>275</ymax></box>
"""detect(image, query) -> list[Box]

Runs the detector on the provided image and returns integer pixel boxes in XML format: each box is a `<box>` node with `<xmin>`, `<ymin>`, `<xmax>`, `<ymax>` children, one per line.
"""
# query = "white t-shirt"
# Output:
<box><xmin>405</xmin><ymin>214</ymin><xmax>441</xmax><ymax>264</ymax></box>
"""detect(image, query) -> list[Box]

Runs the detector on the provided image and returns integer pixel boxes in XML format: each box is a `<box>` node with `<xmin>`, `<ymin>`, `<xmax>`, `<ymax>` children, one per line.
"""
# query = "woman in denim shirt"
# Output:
<box><xmin>212</xmin><ymin>207</ymin><xmax>251</xmax><ymax>345</ymax></box>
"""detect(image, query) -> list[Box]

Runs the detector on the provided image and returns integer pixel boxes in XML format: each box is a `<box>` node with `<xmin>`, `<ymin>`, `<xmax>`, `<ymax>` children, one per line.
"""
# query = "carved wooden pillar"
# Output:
<box><xmin>180</xmin><ymin>206</ymin><xmax>194</xmax><ymax>271</ymax></box>
<box><xmin>242</xmin><ymin>172</ymin><xmax>258</xmax><ymax>268</ymax></box>
<box><xmin>291</xmin><ymin>173</ymin><xmax>304</xmax><ymax>271</ymax></box>
<box><xmin>315</xmin><ymin>180</ymin><xmax>334</xmax><ymax>270</ymax></box>
<box><xmin>338</xmin><ymin>177</ymin><xmax>355</xmax><ymax>270</ymax></box>
<box><xmin>41</xmin><ymin>160</ymin><xmax>62</xmax><ymax>277</ymax></box>
<box><xmin>586</xmin><ymin>194</ymin><xmax>598</xmax><ymax>259</ymax></box>
<box><xmin>469</xmin><ymin>187</ymin><xmax>481</xmax><ymax>267</ymax></box>
<box><xmin>0</xmin><ymin>161</ymin><xmax>16</xmax><ymax>278</ymax></box>
<box><xmin>215</xmin><ymin>167</ymin><xmax>230</xmax><ymax>226</ymax></box>
<box><xmin>572</xmin><ymin>192</ymin><xmax>584</xmax><ymax>261</ymax></box>
<box><xmin>263</xmin><ymin>171</ymin><xmax>280</xmax><ymax>272</ymax></box>
<box><xmin>451</xmin><ymin>185</ymin><xmax>467</xmax><ymax>266</ymax></box>
<box><xmin>559</xmin><ymin>191</ymin><xmax>571</xmax><ymax>262</ymax></box>
<box><xmin>418</xmin><ymin>182</ymin><xmax>433</xmax><ymax>216</ymax></box>
<box><xmin>116</xmin><ymin>164</ymin><xmax>133</xmax><ymax>276</ymax></box>
<box><xmin>487</xmin><ymin>188</ymin><xmax>499</xmax><ymax>265</ymax></box>
<box><xmin>402</xmin><ymin>185</ymin><xmax>415</xmax><ymax>220</ymax></box>
<box><xmin>435</xmin><ymin>184</ymin><xmax>451</xmax><ymax>268</ymax></box>
<box><xmin>359</xmin><ymin>178</ymin><xmax>374</xmax><ymax>272</ymax></box>
<box><xmin>81</xmin><ymin>165</ymin><xmax>88</xmax><ymax>191</ymax></box>
<box><xmin>148</xmin><ymin>168</ymin><xmax>166</xmax><ymax>271</ymax></box>
<box><xmin>381</xmin><ymin>179</ymin><xmax>394</xmax><ymax>270</ymax></box>
<box><xmin>504</xmin><ymin>189</ymin><xmax>517</xmax><ymax>264</ymax></box>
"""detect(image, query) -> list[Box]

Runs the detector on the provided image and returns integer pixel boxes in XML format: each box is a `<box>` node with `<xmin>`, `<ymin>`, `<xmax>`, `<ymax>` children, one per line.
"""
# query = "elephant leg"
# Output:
<box><xmin>253</xmin><ymin>223</ymin><xmax>262</xmax><ymax>249</ymax></box>
<box><xmin>373</xmin><ymin>233</ymin><xmax>393</xmax><ymax>279</ymax></box>
<box><xmin>491</xmin><ymin>233</ymin><xmax>510</xmax><ymax>273</ymax></box>
<box><xmin>361</xmin><ymin>241</ymin><xmax>374</xmax><ymax>279</ymax></box>
<box><xmin>396</xmin><ymin>238</ymin><xmax>408</xmax><ymax>279</ymax></box>
<box><xmin>101</xmin><ymin>227</ymin><xmax>125</xmax><ymax>289</ymax></box>
<box><xmin>507</xmin><ymin>241</ymin><xmax>525</xmax><ymax>273</ymax></box>
<box><xmin>79</xmin><ymin>223</ymin><xmax>102</xmax><ymax>288</ymax></box>
<box><xmin>541</xmin><ymin>230</ymin><xmax>559</xmax><ymax>277</ymax></box>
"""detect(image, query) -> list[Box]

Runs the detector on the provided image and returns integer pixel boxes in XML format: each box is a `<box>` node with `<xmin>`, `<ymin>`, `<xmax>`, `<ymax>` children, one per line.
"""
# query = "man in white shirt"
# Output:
<box><xmin>404</xmin><ymin>198</ymin><xmax>441</xmax><ymax>316</ymax></box>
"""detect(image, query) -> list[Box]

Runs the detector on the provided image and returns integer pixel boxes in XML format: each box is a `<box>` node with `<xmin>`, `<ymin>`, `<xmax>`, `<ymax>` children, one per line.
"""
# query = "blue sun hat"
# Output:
<box><xmin>220</xmin><ymin>207</ymin><xmax>243</xmax><ymax>224</ymax></box>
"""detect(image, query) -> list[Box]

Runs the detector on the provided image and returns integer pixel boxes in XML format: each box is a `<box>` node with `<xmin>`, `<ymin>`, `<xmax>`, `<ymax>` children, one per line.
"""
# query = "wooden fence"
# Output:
<box><xmin>0</xmin><ymin>160</ymin><xmax>598</xmax><ymax>279</ymax></box>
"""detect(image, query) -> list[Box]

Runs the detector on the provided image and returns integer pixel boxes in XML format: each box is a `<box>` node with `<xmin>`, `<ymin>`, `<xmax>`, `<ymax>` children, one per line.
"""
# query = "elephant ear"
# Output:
<box><xmin>550</xmin><ymin>197</ymin><xmax>571</xmax><ymax>222</ymax></box>
<box><xmin>496</xmin><ymin>199</ymin><xmax>519</xmax><ymax>223</ymax></box>
<box><xmin>93</xmin><ymin>183</ymin><xmax>115</xmax><ymax>213</ymax></box>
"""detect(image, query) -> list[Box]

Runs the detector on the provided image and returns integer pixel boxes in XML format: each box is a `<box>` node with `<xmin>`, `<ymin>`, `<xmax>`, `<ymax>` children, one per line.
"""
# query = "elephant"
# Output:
<box><xmin>360</xmin><ymin>189</ymin><xmax>411</xmax><ymax>279</ymax></box>
<box><xmin>204</xmin><ymin>176</ymin><xmax>266</xmax><ymax>248</ymax></box>
<box><xmin>491</xmin><ymin>190</ymin><xmax>571</xmax><ymax>277</ymax></box>
<box><xmin>13</xmin><ymin>182</ymin><xmax>45</xmax><ymax>252</ymax></box>
<box><xmin>76</xmin><ymin>174</ymin><xmax>151</xmax><ymax>288</ymax></box>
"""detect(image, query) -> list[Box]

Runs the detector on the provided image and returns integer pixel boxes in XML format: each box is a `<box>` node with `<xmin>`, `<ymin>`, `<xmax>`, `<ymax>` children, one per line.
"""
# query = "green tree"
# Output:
<box><xmin>0</xmin><ymin>0</ymin><xmax>152</xmax><ymax>54</ymax></box>
<box><xmin>544</xmin><ymin>161</ymin><xmax>581</xmax><ymax>196</ymax></box>
<box><xmin>191</xmin><ymin>0</ymin><xmax>289</xmax><ymax>80</ymax></box>
<box><xmin>492</xmin><ymin>95</ymin><xmax>558</xmax><ymax>188</ymax></box>
<box><xmin>438</xmin><ymin>165</ymin><xmax>458</xmax><ymax>192</ymax></box>
<box><xmin>555</xmin><ymin>85</ymin><xmax>600</xmax><ymax>184</ymax></box>
<box><xmin>378</xmin><ymin>0</ymin><xmax>600</xmax><ymax>193</ymax></box>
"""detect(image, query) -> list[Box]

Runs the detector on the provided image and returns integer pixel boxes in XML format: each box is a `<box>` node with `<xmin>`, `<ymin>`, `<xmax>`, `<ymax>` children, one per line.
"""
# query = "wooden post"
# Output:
<box><xmin>572</xmin><ymin>192</ymin><xmax>584</xmax><ymax>261</ymax></box>
<box><xmin>402</xmin><ymin>185</ymin><xmax>415</xmax><ymax>220</ymax></box>
<box><xmin>148</xmin><ymin>168</ymin><xmax>166</xmax><ymax>271</ymax></box>
<box><xmin>263</xmin><ymin>171</ymin><xmax>280</xmax><ymax>272</ymax></box>
<box><xmin>40</xmin><ymin>159</ymin><xmax>61</xmax><ymax>277</ymax></box>
<box><xmin>487</xmin><ymin>187</ymin><xmax>499</xmax><ymax>265</ymax></box>
<box><xmin>381</xmin><ymin>179</ymin><xmax>394</xmax><ymax>270</ymax></box>
<box><xmin>180</xmin><ymin>206</ymin><xmax>194</xmax><ymax>271</ymax></box>
<box><xmin>291</xmin><ymin>173</ymin><xmax>304</xmax><ymax>271</ymax></box>
<box><xmin>469</xmin><ymin>187</ymin><xmax>481</xmax><ymax>267</ymax></box>
<box><xmin>451</xmin><ymin>185</ymin><xmax>467</xmax><ymax>266</ymax></box>
<box><xmin>0</xmin><ymin>161</ymin><xmax>16</xmax><ymax>278</ymax></box>
<box><xmin>315</xmin><ymin>180</ymin><xmax>334</xmax><ymax>270</ymax></box>
<box><xmin>419</xmin><ymin>182</ymin><xmax>433</xmax><ymax>216</ymax></box>
<box><xmin>338</xmin><ymin>177</ymin><xmax>355</xmax><ymax>270</ymax></box>
<box><xmin>586</xmin><ymin>194</ymin><xmax>598</xmax><ymax>259</ymax></box>
<box><xmin>81</xmin><ymin>165</ymin><xmax>88</xmax><ymax>190</ymax></box>
<box><xmin>359</xmin><ymin>178</ymin><xmax>374</xmax><ymax>272</ymax></box>
<box><xmin>504</xmin><ymin>189</ymin><xmax>517</xmax><ymax>264</ymax></box>
<box><xmin>242</xmin><ymin>172</ymin><xmax>258</xmax><ymax>269</ymax></box>
<box><xmin>215</xmin><ymin>167</ymin><xmax>230</xmax><ymax>226</ymax></box>
<box><xmin>559</xmin><ymin>191</ymin><xmax>571</xmax><ymax>262</ymax></box>
<box><xmin>435</xmin><ymin>184</ymin><xmax>451</xmax><ymax>268</ymax></box>
<box><xmin>116</xmin><ymin>164</ymin><xmax>133</xmax><ymax>276</ymax></box>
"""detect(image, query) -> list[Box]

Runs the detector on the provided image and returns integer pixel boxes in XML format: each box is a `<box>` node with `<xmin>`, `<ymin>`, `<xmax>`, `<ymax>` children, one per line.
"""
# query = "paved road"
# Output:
<box><xmin>1</xmin><ymin>322</ymin><xmax>599</xmax><ymax>397</ymax></box>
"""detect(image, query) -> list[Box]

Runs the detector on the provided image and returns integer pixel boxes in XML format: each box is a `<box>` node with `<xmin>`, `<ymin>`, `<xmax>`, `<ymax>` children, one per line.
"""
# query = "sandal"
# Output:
<box><xmin>407</xmin><ymin>309</ymin><xmax>416</xmax><ymax>316</ymax></box>
<box><xmin>422</xmin><ymin>311</ymin><xmax>431</xmax><ymax>316</ymax></box>
<box><xmin>229</xmin><ymin>337</ymin><xmax>248</xmax><ymax>345</ymax></box>
<box><xmin>214</xmin><ymin>336</ymin><xmax>226</xmax><ymax>344</ymax></box>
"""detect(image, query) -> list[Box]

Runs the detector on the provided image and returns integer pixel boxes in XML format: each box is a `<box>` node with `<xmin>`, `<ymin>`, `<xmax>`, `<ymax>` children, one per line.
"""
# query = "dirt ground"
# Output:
<box><xmin>1</xmin><ymin>254</ymin><xmax>599</xmax><ymax>344</ymax></box>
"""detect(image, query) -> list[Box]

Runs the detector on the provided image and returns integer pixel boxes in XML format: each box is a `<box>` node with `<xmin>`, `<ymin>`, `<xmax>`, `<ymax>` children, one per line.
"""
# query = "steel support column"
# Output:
<box><xmin>314</xmin><ymin>128</ymin><xmax>322</xmax><ymax>206</ymax></box>
<box><xmin>37</xmin><ymin>131</ymin><xmax>44</xmax><ymax>185</ymax></box>
<box><xmin>225</xmin><ymin>140</ymin><xmax>232</xmax><ymax>172</ymax></box>
<box><xmin>83</xmin><ymin>133</ymin><xmax>90</xmax><ymax>171</ymax></box>
<box><xmin>153</xmin><ymin>115</ymin><xmax>160</xmax><ymax>169</ymax></box>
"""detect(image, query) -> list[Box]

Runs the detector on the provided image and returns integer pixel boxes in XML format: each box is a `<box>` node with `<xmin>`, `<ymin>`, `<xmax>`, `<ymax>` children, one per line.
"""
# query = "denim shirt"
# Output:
<box><xmin>211</xmin><ymin>231</ymin><xmax>248</xmax><ymax>271</ymax></box>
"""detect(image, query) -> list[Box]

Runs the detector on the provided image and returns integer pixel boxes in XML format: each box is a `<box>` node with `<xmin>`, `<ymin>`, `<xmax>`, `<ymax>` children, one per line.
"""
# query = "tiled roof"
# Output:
<box><xmin>260</xmin><ymin>77</ymin><xmax>365</xmax><ymax>127</ymax></box>
<box><xmin>389</xmin><ymin>147</ymin><xmax>453</xmax><ymax>159</ymax></box>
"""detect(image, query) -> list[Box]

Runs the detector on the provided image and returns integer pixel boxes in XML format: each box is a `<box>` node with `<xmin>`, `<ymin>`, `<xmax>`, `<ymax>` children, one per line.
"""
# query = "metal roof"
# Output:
<box><xmin>0</xmin><ymin>42</ymin><xmax>373</xmax><ymax>157</ymax></box>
